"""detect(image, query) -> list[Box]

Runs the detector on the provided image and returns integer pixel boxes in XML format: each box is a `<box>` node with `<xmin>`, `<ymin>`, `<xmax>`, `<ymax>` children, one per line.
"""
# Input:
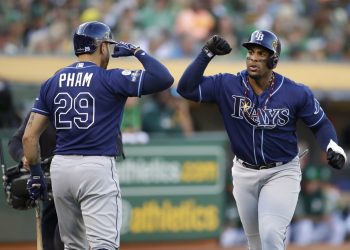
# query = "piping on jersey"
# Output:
<box><xmin>261</xmin><ymin>129</ymin><xmax>266</xmax><ymax>164</ymax></box>
<box><xmin>252</xmin><ymin>126</ymin><xmax>257</xmax><ymax>164</ymax></box>
<box><xmin>137</xmin><ymin>70</ymin><xmax>144</xmax><ymax>97</ymax></box>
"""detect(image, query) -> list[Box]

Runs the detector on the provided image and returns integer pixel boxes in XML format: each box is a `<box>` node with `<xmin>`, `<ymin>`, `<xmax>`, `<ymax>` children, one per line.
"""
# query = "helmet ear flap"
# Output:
<box><xmin>268</xmin><ymin>54</ymin><xmax>279</xmax><ymax>69</ymax></box>
<box><xmin>73</xmin><ymin>34</ymin><xmax>97</xmax><ymax>55</ymax></box>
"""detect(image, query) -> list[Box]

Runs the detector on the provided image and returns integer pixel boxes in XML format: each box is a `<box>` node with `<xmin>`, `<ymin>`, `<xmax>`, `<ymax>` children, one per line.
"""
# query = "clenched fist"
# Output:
<box><xmin>327</xmin><ymin>148</ymin><xmax>346</xmax><ymax>169</ymax></box>
<box><xmin>112</xmin><ymin>42</ymin><xmax>141</xmax><ymax>58</ymax></box>
<box><xmin>203</xmin><ymin>35</ymin><xmax>232</xmax><ymax>58</ymax></box>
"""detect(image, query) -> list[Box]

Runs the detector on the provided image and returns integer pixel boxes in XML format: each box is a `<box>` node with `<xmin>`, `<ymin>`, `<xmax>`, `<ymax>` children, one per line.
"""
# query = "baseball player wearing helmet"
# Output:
<box><xmin>22</xmin><ymin>21</ymin><xmax>174</xmax><ymax>250</ymax></box>
<box><xmin>177</xmin><ymin>30</ymin><xmax>347</xmax><ymax>250</ymax></box>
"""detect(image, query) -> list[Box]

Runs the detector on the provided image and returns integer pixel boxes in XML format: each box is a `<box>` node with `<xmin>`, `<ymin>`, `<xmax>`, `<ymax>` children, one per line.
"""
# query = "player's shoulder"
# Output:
<box><xmin>213</xmin><ymin>71</ymin><xmax>242</xmax><ymax>83</ymax></box>
<box><xmin>106</xmin><ymin>68</ymin><xmax>144</xmax><ymax>82</ymax></box>
<box><xmin>224</xmin><ymin>71</ymin><xmax>241</xmax><ymax>79</ymax></box>
<box><xmin>107</xmin><ymin>68</ymin><xmax>134</xmax><ymax>76</ymax></box>
<box><xmin>277</xmin><ymin>72</ymin><xmax>311</xmax><ymax>93</ymax></box>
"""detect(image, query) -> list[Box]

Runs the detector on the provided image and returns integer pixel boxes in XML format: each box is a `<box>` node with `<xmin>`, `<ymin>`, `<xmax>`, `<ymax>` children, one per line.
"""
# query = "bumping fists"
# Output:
<box><xmin>203</xmin><ymin>35</ymin><xmax>232</xmax><ymax>58</ymax></box>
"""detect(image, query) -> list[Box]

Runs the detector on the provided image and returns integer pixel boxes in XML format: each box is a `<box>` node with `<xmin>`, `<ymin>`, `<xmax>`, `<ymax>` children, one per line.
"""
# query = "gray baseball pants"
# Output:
<box><xmin>51</xmin><ymin>155</ymin><xmax>122</xmax><ymax>250</ymax></box>
<box><xmin>231</xmin><ymin>156</ymin><xmax>301</xmax><ymax>250</ymax></box>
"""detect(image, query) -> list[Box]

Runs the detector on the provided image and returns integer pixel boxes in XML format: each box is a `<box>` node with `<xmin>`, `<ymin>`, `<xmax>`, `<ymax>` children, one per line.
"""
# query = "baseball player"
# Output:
<box><xmin>177</xmin><ymin>30</ymin><xmax>347</xmax><ymax>250</ymax></box>
<box><xmin>22</xmin><ymin>21</ymin><xmax>174</xmax><ymax>250</ymax></box>
<box><xmin>8</xmin><ymin>111</ymin><xmax>63</xmax><ymax>250</ymax></box>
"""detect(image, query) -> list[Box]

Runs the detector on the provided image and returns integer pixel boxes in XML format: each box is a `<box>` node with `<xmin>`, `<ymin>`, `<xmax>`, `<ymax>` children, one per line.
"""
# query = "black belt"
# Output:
<box><xmin>236</xmin><ymin>158</ymin><xmax>285</xmax><ymax>170</ymax></box>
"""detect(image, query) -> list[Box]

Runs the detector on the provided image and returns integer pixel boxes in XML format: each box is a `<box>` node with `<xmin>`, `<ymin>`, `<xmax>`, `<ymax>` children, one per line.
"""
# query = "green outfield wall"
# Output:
<box><xmin>0</xmin><ymin>131</ymin><xmax>229</xmax><ymax>243</ymax></box>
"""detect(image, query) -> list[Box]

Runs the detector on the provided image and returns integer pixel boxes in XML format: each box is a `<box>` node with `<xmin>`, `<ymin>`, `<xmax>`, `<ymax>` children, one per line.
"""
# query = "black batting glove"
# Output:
<box><xmin>112</xmin><ymin>42</ymin><xmax>141</xmax><ymax>58</ymax></box>
<box><xmin>203</xmin><ymin>35</ymin><xmax>232</xmax><ymax>58</ymax></box>
<box><xmin>327</xmin><ymin>148</ymin><xmax>345</xmax><ymax>170</ymax></box>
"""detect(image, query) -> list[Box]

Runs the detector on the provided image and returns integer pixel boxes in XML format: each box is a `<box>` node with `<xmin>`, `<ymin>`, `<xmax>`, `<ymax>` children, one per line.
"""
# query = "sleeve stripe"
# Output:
<box><xmin>199</xmin><ymin>85</ymin><xmax>202</xmax><ymax>102</ymax></box>
<box><xmin>32</xmin><ymin>108</ymin><xmax>49</xmax><ymax>114</ymax></box>
<box><xmin>137</xmin><ymin>70</ymin><xmax>144</xmax><ymax>97</ymax></box>
<box><xmin>308</xmin><ymin>112</ymin><xmax>325</xmax><ymax>127</ymax></box>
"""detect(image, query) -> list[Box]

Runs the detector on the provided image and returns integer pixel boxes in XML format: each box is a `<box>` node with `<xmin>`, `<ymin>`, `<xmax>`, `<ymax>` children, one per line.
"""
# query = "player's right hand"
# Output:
<box><xmin>112</xmin><ymin>42</ymin><xmax>140</xmax><ymax>58</ymax></box>
<box><xmin>203</xmin><ymin>35</ymin><xmax>232</xmax><ymax>58</ymax></box>
<box><xmin>27</xmin><ymin>164</ymin><xmax>48</xmax><ymax>201</ymax></box>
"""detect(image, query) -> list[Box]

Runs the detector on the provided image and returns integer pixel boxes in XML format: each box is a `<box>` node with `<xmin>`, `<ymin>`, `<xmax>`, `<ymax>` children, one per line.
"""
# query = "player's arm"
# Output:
<box><xmin>22</xmin><ymin>112</ymin><xmax>49</xmax><ymax>201</ymax></box>
<box><xmin>112</xmin><ymin>42</ymin><xmax>174</xmax><ymax>94</ymax></box>
<box><xmin>310</xmin><ymin>119</ymin><xmax>347</xmax><ymax>169</ymax></box>
<box><xmin>22</xmin><ymin>112</ymin><xmax>49</xmax><ymax>165</ymax></box>
<box><xmin>134</xmin><ymin>49</ymin><xmax>174</xmax><ymax>94</ymax></box>
<box><xmin>310</xmin><ymin>118</ymin><xmax>337</xmax><ymax>151</ymax></box>
<box><xmin>177</xmin><ymin>35</ymin><xmax>232</xmax><ymax>101</ymax></box>
<box><xmin>299</xmin><ymin>87</ymin><xmax>346</xmax><ymax>169</ymax></box>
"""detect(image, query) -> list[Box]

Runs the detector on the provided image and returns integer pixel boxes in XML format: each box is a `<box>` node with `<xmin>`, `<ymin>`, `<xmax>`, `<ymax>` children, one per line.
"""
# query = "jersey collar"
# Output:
<box><xmin>238</xmin><ymin>70</ymin><xmax>285</xmax><ymax>97</ymax></box>
<box><xmin>69</xmin><ymin>61</ymin><xmax>98</xmax><ymax>68</ymax></box>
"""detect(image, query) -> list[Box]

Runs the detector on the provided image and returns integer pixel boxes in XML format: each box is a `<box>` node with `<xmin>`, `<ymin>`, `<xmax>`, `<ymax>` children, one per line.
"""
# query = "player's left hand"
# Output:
<box><xmin>27</xmin><ymin>164</ymin><xmax>48</xmax><ymax>201</ymax></box>
<box><xmin>326</xmin><ymin>140</ymin><xmax>347</xmax><ymax>169</ymax></box>
<box><xmin>112</xmin><ymin>42</ymin><xmax>140</xmax><ymax>58</ymax></box>
<box><xmin>327</xmin><ymin>149</ymin><xmax>346</xmax><ymax>169</ymax></box>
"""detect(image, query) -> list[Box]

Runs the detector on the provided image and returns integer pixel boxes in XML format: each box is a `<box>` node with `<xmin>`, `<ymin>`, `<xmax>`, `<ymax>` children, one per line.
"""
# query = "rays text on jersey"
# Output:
<box><xmin>231</xmin><ymin>95</ymin><xmax>289</xmax><ymax>128</ymax></box>
<box><xmin>59</xmin><ymin>72</ymin><xmax>93</xmax><ymax>87</ymax></box>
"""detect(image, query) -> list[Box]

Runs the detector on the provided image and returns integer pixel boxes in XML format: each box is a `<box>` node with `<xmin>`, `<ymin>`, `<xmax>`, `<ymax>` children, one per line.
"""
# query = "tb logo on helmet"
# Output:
<box><xmin>255</xmin><ymin>31</ymin><xmax>264</xmax><ymax>41</ymax></box>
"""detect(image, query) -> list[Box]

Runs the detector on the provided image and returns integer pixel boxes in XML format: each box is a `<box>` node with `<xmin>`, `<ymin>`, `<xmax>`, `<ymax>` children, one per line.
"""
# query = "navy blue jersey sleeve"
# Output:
<box><xmin>106</xmin><ymin>51</ymin><xmax>173</xmax><ymax>97</ymax></box>
<box><xmin>106</xmin><ymin>69</ymin><xmax>145</xmax><ymax>97</ymax></box>
<box><xmin>311</xmin><ymin>118</ymin><xmax>338</xmax><ymax>151</ymax></box>
<box><xmin>297</xmin><ymin>85</ymin><xmax>326</xmax><ymax>128</ymax></box>
<box><xmin>32</xmin><ymin>81</ymin><xmax>51</xmax><ymax>116</ymax></box>
<box><xmin>297</xmin><ymin>85</ymin><xmax>337</xmax><ymax>150</ymax></box>
<box><xmin>177</xmin><ymin>51</ymin><xmax>221</xmax><ymax>103</ymax></box>
<box><xmin>198</xmin><ymin>74</ymin><xmax>226</xmax><ymax>103</ymax></box>
<box><xmin>135</xmin><ymin>50</ymin><xmax>174</xmax><ymax>95</ymax></box>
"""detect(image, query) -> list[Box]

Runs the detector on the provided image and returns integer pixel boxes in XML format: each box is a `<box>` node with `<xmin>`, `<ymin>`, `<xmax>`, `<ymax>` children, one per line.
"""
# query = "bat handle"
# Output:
<box><xmin>298</xmin><ymin>148</ymin><xmax>309</xmax><ymax>159</ymax></box>
<box><xmin>35</xmin><ymin>202</ymin><xmax>43</xmax><ymax>250</ymax></box>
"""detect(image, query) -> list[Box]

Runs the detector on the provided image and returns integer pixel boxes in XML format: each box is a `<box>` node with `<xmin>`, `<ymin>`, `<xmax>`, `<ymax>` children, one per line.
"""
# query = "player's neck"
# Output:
<box><xmin>248</xmin><ymin>73</ymin><xmax>274</xmax><ymax>95</ymax></box>
<box><xmin>77</xmin><ymin>54</ymin><xmax>101</xmax><ymax>67</ymax></box>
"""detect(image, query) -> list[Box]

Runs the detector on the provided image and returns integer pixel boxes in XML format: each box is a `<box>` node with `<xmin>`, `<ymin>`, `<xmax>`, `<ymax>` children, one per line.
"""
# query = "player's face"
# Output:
<box><xmin>100</xmin><ymin>42</ymin><xmax>110</xmax><ymax>69</ymax></box>
<box><xmin>245</xmin><ymin>45</ymin><xmax>271</xmax><ymax>79</ymax></box>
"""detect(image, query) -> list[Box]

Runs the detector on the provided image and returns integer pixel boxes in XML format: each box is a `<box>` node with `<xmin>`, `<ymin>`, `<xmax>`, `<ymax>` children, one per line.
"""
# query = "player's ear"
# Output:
<box><xmin>99</xmin><ymin>42</ymin><xmax>106</xmax><ymax>55</ymax></box>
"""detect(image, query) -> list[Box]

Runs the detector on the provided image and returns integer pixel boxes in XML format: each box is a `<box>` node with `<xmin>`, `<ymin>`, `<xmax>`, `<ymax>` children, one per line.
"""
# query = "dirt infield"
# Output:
<box><xmin>1</xmin><ymin>240</ymin><xmax>350</xmax><ymax>250</ymax></box>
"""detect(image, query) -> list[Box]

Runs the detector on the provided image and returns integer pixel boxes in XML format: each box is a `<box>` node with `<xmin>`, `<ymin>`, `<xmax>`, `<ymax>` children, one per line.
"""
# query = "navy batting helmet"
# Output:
<box><xmin>242</xmin><ymin>30</ymin><xmax>281</xmax><ymax>69</ymax></box>
<box><xmin>73</xmin><ymin>21</ymin><xmax>117</xmax><ymax>56</ymax></box>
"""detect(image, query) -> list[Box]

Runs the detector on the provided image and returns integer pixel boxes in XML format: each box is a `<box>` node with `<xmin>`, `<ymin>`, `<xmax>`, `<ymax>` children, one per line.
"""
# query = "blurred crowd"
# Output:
<box><xmin>1</xmin><ymin>0</ymin><xmax>350</xmax><ymax>61</ymax></box>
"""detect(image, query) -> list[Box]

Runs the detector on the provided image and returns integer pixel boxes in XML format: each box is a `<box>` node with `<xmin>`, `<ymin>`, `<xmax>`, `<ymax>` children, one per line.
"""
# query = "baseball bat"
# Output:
<box><xmin>0</xmin><ymin>140</ymin><xmax>7</xmax><ymax>182</ymax></box>
<box><xmin>35</xmin><ymin>202</ymin><xmax>43</xmax><ymax>250</ymax></box>
<box><xmin>298</xmin><ymin>148</ymin><xmax>309</xmax><ymax>159</ymax></box>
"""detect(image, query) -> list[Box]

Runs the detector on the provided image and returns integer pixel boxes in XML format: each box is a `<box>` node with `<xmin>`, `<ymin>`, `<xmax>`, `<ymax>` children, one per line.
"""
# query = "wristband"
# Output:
<box><xmin>29</xmin><ymin>164</ymin><xmax>43</xmax><ymax>176</ymax></box>
<box><xmin>134</xmin><ymin>48</ymin><xmax>143</xmax><ymax>56</ymax></box>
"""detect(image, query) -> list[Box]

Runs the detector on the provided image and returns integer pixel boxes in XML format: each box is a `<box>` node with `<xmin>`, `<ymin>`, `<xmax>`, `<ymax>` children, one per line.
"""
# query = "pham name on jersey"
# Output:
<box><xmin>59</xmin><ymin>72</ymin><xmax>93</xmax><ymax>88</ymax></box>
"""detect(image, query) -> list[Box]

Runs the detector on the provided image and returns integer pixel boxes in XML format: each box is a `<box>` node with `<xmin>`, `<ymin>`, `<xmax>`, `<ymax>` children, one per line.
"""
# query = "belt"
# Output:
<box><xmin>236</xmin><ymin>158</ymin><xmax>285</xmax><ymax>170</ymax></box>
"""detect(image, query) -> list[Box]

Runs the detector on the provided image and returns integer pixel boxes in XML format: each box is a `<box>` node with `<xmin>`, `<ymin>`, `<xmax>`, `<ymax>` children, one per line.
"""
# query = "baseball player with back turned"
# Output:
<box><xmin>177</xmin><ymin>30</ymin><xmax>347</xmax><ymax>250</ymax></box>
<box><xmin>22</xmin><ymin>21</ymin><xmax>174</xmax><ymax>250</ymax></box>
